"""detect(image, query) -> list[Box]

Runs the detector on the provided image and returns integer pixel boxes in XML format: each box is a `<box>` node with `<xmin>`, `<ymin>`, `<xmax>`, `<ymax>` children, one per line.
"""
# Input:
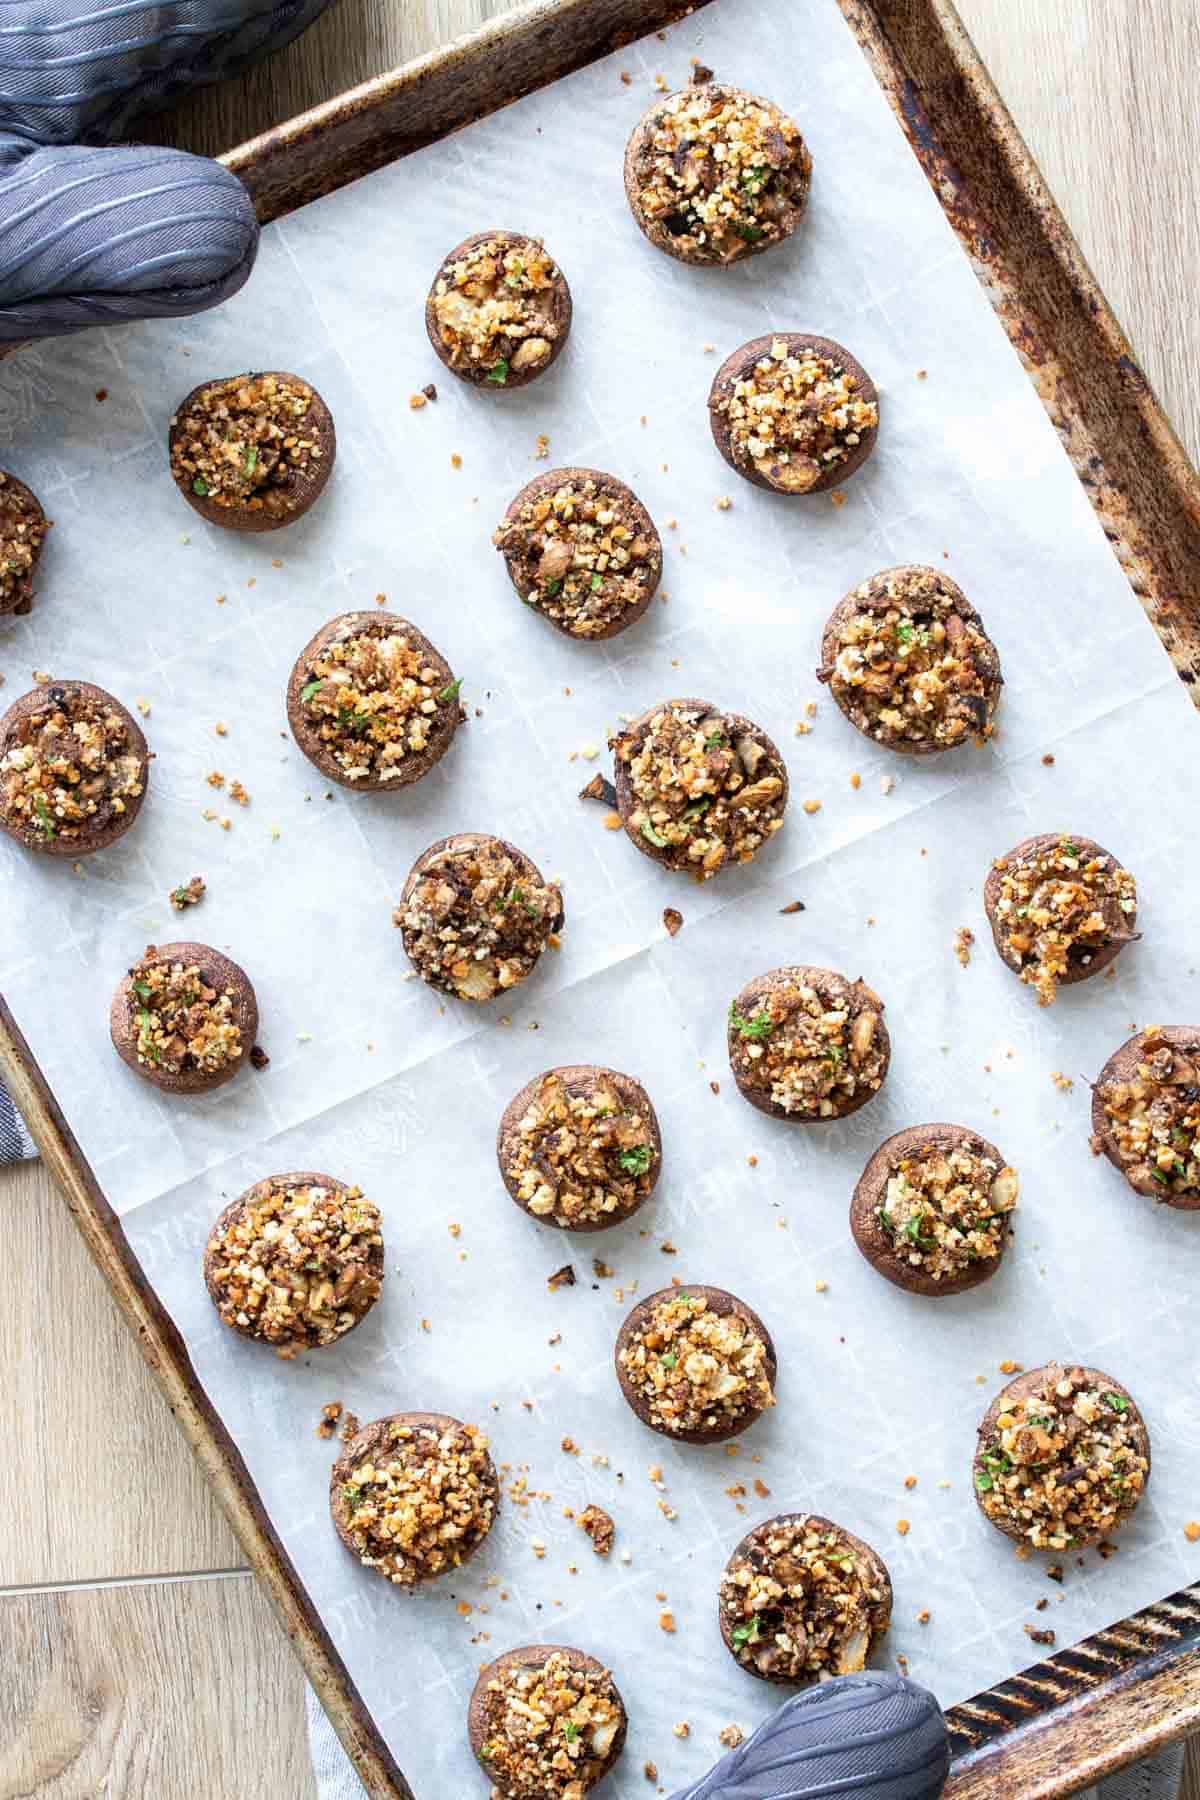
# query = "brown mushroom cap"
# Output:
<box><xmin>168</xmin><ymin>372</ymin><xmax>336</xmax><ymax>533</ymax></box>
<box><xmin>396</xmin><ymin>831</ymin><xmax>564</xmax><ymax>997</ymax></box>
<box><xmin>0</xmin><ymin>470</ymin><xmax>50</xmax><ymax>617</ymax></box>
<box><xmin>330</xmin><ymin>1410</ymin><xmax>499</xmax><ymax>1584</ymax></box>
<box><xmin>0</xmin><ymin>680</ymin><xmax>150</xmax><ymax>857</ymax></box>
<box><xmin>972</xmin><ymin>1363</ymin><xmax>1151</xmax><ymax>1549</ymax></box>
<box><xmin>717</xmin><ymin>1512</ymin><xmax>894</xmax><ymax>1685</ymax></box>
<box><xmin>467</xmin><ymin>1644</ymin><xmax>628</xmax><ymax>1793</ymax></box>
<box><xmin>285</xmin><ymin>610</ymin><xmax>462</xmax><ymax>791</ymax></box>
<box><xmin>614</xmin><ymin>1283</ymin><xmax>777</xmax><ymax>1444</ymax></box>
<box><xmin>424</xmin><ymin>230</ymin><xmax>573</xmax><ymax>389</ymax></box>
<box><xmin>109</xmin><ymin>941</ymin><xmax>258</xmax><ymax>1095</ymax></box>
<box><xmin>611</xmin><ymin>696</ymin><xmax>789</xmax><ymax>876</ymax></box>
<box><xmin>849</xmin><ymin>1123</ymin><xmax>1015</xmax><ymax>1296</ymax></box>
<box><xmin>1091</xmin><ymin>1027</ymin><xmax>1200</xmax><ymax>1209</ymax></box>
<box><xmin>983</xmin><ymin>833</ymin><xmax>1138</xmax><ymax>990</ymax></box>
<box><xmin>728</xmin><ymin>966</ymin><xmax>891</xmax><ymax>1123</ymax></box>
<box><xmin>622</xmin><ymin>83</ymin><xmax>812</xmax><ymax>267</ymax></box>
<box><xmin>495</xmin><ymin>467</ymin><xmax>662</xmax><ymax>641</ymax></box>
<box><xmin>708</xmin><ymin>334</ymin><xmax>879</xmax><ymax>495</ymax></box>
<box><xmin>817</xmin><ymin>567</ymin><xmax>1003</xmax><ymax>756</ymax></box>
<box><xmin>496</xmin><ymin>1064</ymin><xmax>662</xmax><ymax>1232</ymax></box>
<box><xmin>203</xmin><ymin>1171</ymin><xmax>384</xmax><ymax>1349</ymax></box>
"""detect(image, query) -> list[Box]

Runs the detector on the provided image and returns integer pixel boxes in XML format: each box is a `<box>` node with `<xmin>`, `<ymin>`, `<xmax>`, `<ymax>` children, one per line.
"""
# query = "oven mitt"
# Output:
<box><xmin>0</xmin><ymin>0</ymin><xmax>336</xmax><ymax>343</ymax></box>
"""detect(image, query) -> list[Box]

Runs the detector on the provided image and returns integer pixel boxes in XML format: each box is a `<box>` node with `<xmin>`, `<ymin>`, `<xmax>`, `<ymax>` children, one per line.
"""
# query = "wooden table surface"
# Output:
<box><xmin>2</xmin><ymin>2</ymin><xmax>1198</xmax><ymax>1794</ymax></box>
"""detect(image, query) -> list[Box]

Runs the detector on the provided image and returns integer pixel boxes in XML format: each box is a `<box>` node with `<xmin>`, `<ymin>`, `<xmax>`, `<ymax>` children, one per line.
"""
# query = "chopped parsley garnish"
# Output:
<box><xmin>974</xmin><ymin>1471</ymin><xmax>994</xmax><ymax>1491</ymax></box>
<box><xmin>877</xmin><ymin>1208</ymin><xmax>895</xmax><ymax>1234</ymax></box>
<box><xmin>543</xmin><ymin>577</ymin><xmax>563</xmax><ymax>598</ymax></box>
<box><xmin>132</xmin><ymin>979</ymin><xmax>152</xmax><ymax>1001</ymax></box>
<box><xmin>660</xmin><ymin>1351</ymin><xmax>678</xmax><ymax>1369</ymax></box>
<box><xmin>733</xmin><ymin>222</ymin><xmax>766</xmax><ymax>243</ymax></box>
<box><xmin>682</xmin><ymin>797</ymin><xmax>710</xmax><ymax>822</ymax></box>
<box><xmin>703</xmin><ymin>731</ymin><xmax>727</xmax><ymax>750</ymax></box>
<box><xmin>32</xmin><ymin>795</ymin><xmax>56</xmax><ymax>836</ymax></box>
<box><xmin>731</xmin><ymin>1615</ymin><xmax>761</xmax><ymax>1647</ymax></box>
<box><xmin>504</xmin><ymin>260</ymin><xmax>525</xmax><ymax>288</ymax></box>
<box><xmin>562</xmin><ymin>1721</ymin><xmax>579</xmax><ymax>1742</ymax></box>
<box><xmin>590</xmin><ymin>573</ymin><xmax>603</xmax><ymax>592</ymax></box>
<box><xmin>1151</xmin><ymin>1168</ymin><xmax>1170</xmax><ymax>1185</ymax></box>
<box><xmin>191</xmin><ymin>476</ymin><xmax>209</xmax><ymax>496</ymax></box>
<box><xmin>243</xmin><ymin>444</ymin><xmax>258</xmax><ymax>476</ymax></box>
<box><xmin>436</xmin><ymin>676</ymin><xmax>463</xmax><ymax>702</ymax></box>
<box><xmin>486</xmin><ymin>359</ymin><xmax>510</xmax><ymax>385</ymax></box>
<box><xmin>728</xmin><ymin>1002</ymin><xmax>773</xmax><ymax>1041</ymax></box>
<box><xmin>300</xmin><ymin>679</ymin><xmax>323</xmax><ymax>702</ymax></box>
<box><xmin>618</xmin><ymin>1144</ymin><xmax>653</xmax><ymax>1177</ymax></box>
<box><xmin>741</xmin><ymin>164</ymin><xmax>769</xmax><ymax>195</ymax></box>
<box><xmin>640</xmin><ymin>819</ymin><xmax>670</xmax><ymax>848</ymax></box>
<box><xmin>1060</xmin><ymin>840</ymin><xmax>1080</xmax><ymax>858</ymax></box>
<box><xmin>341</xmin><ymin>1484</ymin><xmax>363</xmax><ymax>1504</ymax></box>
<box><xmin>1103</xmin><ymin>1392</ymin><xmax>1129</xmax><ymax>1412</ymax></box>
<box><xmin>896</xmin><ymin>623</ymin><xmax>915</xmax><ymax>645</ymax></box>
<box><xmin>901</xmin><ymin>1214</ymin><xmax>934</xmax><ymax>1248</ymax></box>
<box><xmin>337</xmin><ymin>704</ymin><xmax>369</xmax><ymax>736</ymax></box>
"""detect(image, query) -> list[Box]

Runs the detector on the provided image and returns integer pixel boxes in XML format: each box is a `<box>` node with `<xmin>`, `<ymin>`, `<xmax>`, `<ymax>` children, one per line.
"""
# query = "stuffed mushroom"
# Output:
<box><xmin>615</xmin><ymin>1284</ymin><xmax>776</xmax><ymax>1444</ymax></box>
<box><xmin>0</xmin><ymin>470</ymin><xmax>50</xmax><ymax>616</ymax></box>
<box><xmin>468</xmin><ymin>1645</ymin><xmax>627</xmax><ymax>1798</ymax></box>
<box><xmin>425</xmin><ymin>231</ymin><xmax>571</xmax><ymax>388</ymax></box>
<box><xmin>287</xmin><ymin>611</ymin><xmax>463</xmax><ymax>790</ymax></box>
<box><xmin>850</xmin><ymin>1125</ymin><xmax>1018</xmax><ymax>1295</ymax></box>
<box><xmin>718</xmin><ymin>1513</ymin><xmax>892</xmax><ymax>1685</ymax></box>
<box><xmin>983</xmin><ymin>833</ymin><xmax>1138</xmax><ymax>1004</ymax></box>
<box><xmin>623</xmin><ymin>77</ymin><xmax>812</xmax><ymax>266</ymax></box>
<box><xmin>394</xmin><ymin>832</ymin><xmax>564</xmax><ymax>1001</ymax></box>
<box><xmin>728</xmin><ymin>967</ymin><xmax>889</xmax><ymax>1122</ymax></box>
<box><xmin>330</xmin><ymin>1411</ymin><xmax>499</xmax><ymax>1587</ymax></box>
<box><xmin>709</xmin><ymin>333</ymin><xmax>878</xmax><ymax>495</ymax></box>
<box><xmin>169</xmin><ymin>371</ymin><xmax>335</xmax><ymax>531</ymax></box>
<box><xmin>0</xmin><ymin>680</ymin><xmax>148</xmax><ymax>855</ymax></box>
<box><xmin>1091</xmin><ymin>1026</ymin><xmax>1200</xmax><ymax>1207</ymax></box>
<box><xmin>973</xmin><ymin>1362</ymin><xmax>1150</xmax><ymax>1552</ymax></box>
<box><xmin>610</xmin><ymin>697</ymin><xmax>787</xmax><ymax>880</ymax></box>
<box><xmin>497</xmin><ymin>1065</ymin><xmax>661</xmax><ymax>1231</ymax></box>
<box><xmin>204</xmin><ymin>1172</ymin><xmax>383</xmax><ymax>1355</ymax></box>
<box><xmin>110</xmin><ymin>942</ymin><xmax>257</xmax><ymax>1095</ymax></box>
<box><xmin>493</xmin><ymin>468</ymin><xmax>662</xmax><ymax>640</ymax></box>
<box><xmin>818</xmin><ymin>566</ymin><xmax>1002</xmax><ymax>753</ymax></box>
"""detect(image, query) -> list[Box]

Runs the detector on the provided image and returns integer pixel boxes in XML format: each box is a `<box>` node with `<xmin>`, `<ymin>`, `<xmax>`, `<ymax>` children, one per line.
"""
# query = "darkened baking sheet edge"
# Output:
<box><xmin>5</xmin><ymin>0</ymin><xmax>1200</xmax><ymax>1793</ymax></box>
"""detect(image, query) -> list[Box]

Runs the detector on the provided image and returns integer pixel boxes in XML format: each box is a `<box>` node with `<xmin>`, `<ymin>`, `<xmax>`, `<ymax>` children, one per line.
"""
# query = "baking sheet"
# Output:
<box><xmin>3</xmin><ymin>0</ymin><xmax>1200</xmax><ymax>1788</ymax></box>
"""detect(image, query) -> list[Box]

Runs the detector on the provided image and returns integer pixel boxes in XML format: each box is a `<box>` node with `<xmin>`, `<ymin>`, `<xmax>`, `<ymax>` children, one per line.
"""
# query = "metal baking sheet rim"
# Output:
<box><xmin>5</xmin><ymin>0</ymin><xmax>1200</xmax><ymax>1793</ymax></box>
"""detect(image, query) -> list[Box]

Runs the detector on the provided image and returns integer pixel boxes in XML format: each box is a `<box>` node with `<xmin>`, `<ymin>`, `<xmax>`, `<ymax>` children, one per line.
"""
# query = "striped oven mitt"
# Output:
<box><xmin>0</xmin><ymin>0</ymin><xmax>337</xmax><ymax>343</ymax></box>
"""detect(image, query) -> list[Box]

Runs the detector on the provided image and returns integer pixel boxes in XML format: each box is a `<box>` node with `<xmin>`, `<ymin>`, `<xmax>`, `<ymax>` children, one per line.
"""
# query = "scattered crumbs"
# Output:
<box><xmin>998</xmin><ymin>1359</ymin><xmax>1023</xmax><ymax>1375</ymax></box>
<box><xmin>917</xmin><ymin>1609</ymin><xmax>931</xmax><ymax>1625</ymax></box>
<box><xmin>709</xmin><ymin>1080</ymin><xmax>720</xmax><ymax>1095</ymax></box>
<box><xmin>271</xmin><ymin>558</ymin><xmax>283</xmax><ymax>569</ymax></box>
<box><xmin>95</xmin><ymin>387</ymin><xmax>108</xmax><ymax>402</ymax></box>
<box><xmin>593</xmin><ymin>1258</ymin><xmax>614</xmax><ymax>1280</ymax></box>
<box><xmin>1046</xmin><ymin>1563</ymin><xmax>1064</xmax><ymax>1583</ymax></box>
<box><xmin>249</xmin><ymin>1045</ymin><xmax>270</xmax><ymax>1071</ymax></box>
<box><xmin>1042</xmin><ymin>752</ymin><xmax>1055</xmax><ymax>766</ymax></box>
<box><xmin>1185</xmin><ymin>1522</ymin><xmax>1200</xmax><ymax>1543</ymax></box>
<box><xmin>849</xmin><ymin>770</ymin><xmax>861</xmax><ymax>790</ymax></box>
<box><xmin>246</xmin><ymin>576</ymin><xmax>256</xmax><ymax>588</ymax></box>
<box><xmin>975</xmin><ymin>1374</ymin><xmax>987</xmax><ymax>1384</ymax></box>
<box><xmin>654</xmin><ymin>72</ymin><xmax>669</xmax><ymax>90</ymax></box>
<box><xmin>229</xmin><ymin>779</ymin><xmax>250</xmax><ymax>807</ymax></box>
<box><xmin>548</xmin><ymin>1263</ymin><xmax>576</xmax><ymax>1291</ymax></box>
<box><xmin>420</xmin><ymin>1318</ymin><xmax>431</xmax><ymax>1332</ymax></box>
<box><xmin>896</xmin><ymin>1519</ymin><xmax>911</xmax><ymax>1536</ymax></box>
<box><xmin>794</xmin><ymin>721</ymin><xmax>811</xmax><ymax>737</ymax></box>
<box><xmin>215</xmin><ymin>593</ymin><xmax>226</xmax><ymax>605</ymax></box>
<box><xmin>219</xmin><ymin>817</ymin><xmax>231</xmax><ymax>831</ymax></box>
<box><xmin>643</xmin><ymin>1764</ymin><xmax>658</xmax><ymax>1784</ymax></box>
<box><xmin>917</xmin><ymin>368</ymin><xmax>928</xmax><ymax>380</ymax></box>
<box><xmin>666</xmin><ymin>516</ymin><xmax>678</xmax><ymax>531</ymax></box>
<box><xmin>673</xmin><ymin>1722</ymin><xmax>690</xmax><ymax>1740</ymax></box>
<box><xmin>779</xmin><ymin>899</ymin><xmax>805</xmax><ymax>915</ymax></box>
<box><xmin>620</xmin><ymin>68</ymin><xmax>632</xmax><ymax>84</ymax></box>
<box><xmin>214</xmin><ymin>721</ymin><xmax>228</xmax><ymax>737</ymax></box>
<box><xmin>814</xmin><ymin>1279</ymin><xmax>827</xmax><ymax>1294</ymax></box>
<box><xmin>1051</xmin><ymin>1071</ymin><xmax>1074</xmax><ymax>1093</ymax></box>
<box><xmin>579</xmin><ymin>771</ymin><xmax>618</xmax><ymax>806</ymax></box>
<box><xmin>830</xmin><ymin>489</ymin><xmax>848</xmax><ymax>508</ymax></box>
<box><xmin>938</xmin><ymin>1480</ymin><xmax>952</xmax><ymax>1491</ymax></box>
<box><xmin>201</xmin><ymin>807</ymin><xmax>218</xmax><ymax>822</ymax></box>
<box><xmin>660</xmin><ymin>1239</ymin><xmax>678</xmax><ymax>1255</ymax></box>
<box><xmin>270</xmin><ymin>825</ymin><xmax>281</xmax><ymax>842</ymax></box>
<box><xmin>448</xmin><ymin>1222</ymin><xmax>462</xmax><ymax>1239</ymax></box>
<box><xmin>954</xmin><ymin>926</ymin><xmax>975</xmax><ymax>968</ymax></box>
<box><xmin>639</xmin><ymin>414</ymin><xmax>647</xmax><ymax>426</ymax></box>
<box><xmin>718</xmin><ymin>1725</ymin><xmax>744</xmax><ymax>1750</ymax></box>
<box><xmin>802</xmin><ymin>798</ymin><xmax>822</xmax><ymax>815</ymax></box>
<box><xmin>340</xmin><ymin>1410</ymin><xmax>359</xmax><ymax>1442</ymax></box>
<box><xmin>881</xmin><ymin>774</ymin><xmax>896</xmax><ymax>796</ymax></box>
<box><xmin>663</xmin><ymin>906</ymin><xmax>684</xmax><ymax>937</ymax></box>
<box><xmin>1024</xmin><ymin>1625</ymin><xmax>1056</xmax><ymax>1647</ymax></box>
<box><xmin>904</xmin><ymin>1475</ymin><xmax>918</xmax><ymax>1491</ymax></box>
<box><xmin>804</xmin><ymin>701</ymin><xmax>817</xmax><ymax>719</ymax></box>
<box><xmin>867</xmin><ymin>914</ymin><xmax>876</xmax><ymax>927</ymax></box>
<box><xmin>169</xmin><ymin>875</ymin><xmax>206</xmax><ymax>912</ymax></box>
<box><xmin>32</xmin><ymin>671</ymin><xmax>52</xmax><ymax>685</ymax></box>
<box><xmin>531</xmin><ymin>1539</ymin><xmax>547</xmax><ymax>1560</ymax></box>
<box><xmin>581</xmin><ymin>744</ymin><xmax>600</xmax><ymax>761</ymax></box>
<box><xmin>450</xmin><ymin>452</ymin><xmax>462</xmax><ymax>469</ymax></box>
<box><xmin>206</xmin><ymin>770</ymin><xmax>225</xmax><ymax>789</ymax></box>
<box><xmin>375</xmin><ymin>591</ymin><xmax>387</xmax><ymax>607</ymax></box>
<box><xmin>747</xmin><ymin>1154</ymin><xmax>758</xmax><ymax>1168</ymax></box>
<box><xmin>316</xmin><ymin>1401</ymin><xmax>342</xmax><ymax>1440</ymax></box>
<box><xmin>422</xmin><ymin>383</ymin><xmax>438</xmax><ymax>402</ymax></box>
<box><xmin>408</xmin><ymin>392</ymin><xmax>428</xmax><ymax>410</ymax></box>
<box><xmin>658</xmin><ymin>1609</ymin><xmax>676</xmax><ymax>1634</ymax></box>
<box><xmin>715</xmin><ymin>495</ymin><xmax>732</xmax><ymax>512</ymax></box>
<box><xmin>535</xmin><ymin>433</ymin><xmax>550</xmax><ymax>460</ymax></box>
<box><xmin>1035</xmin><ymin>1597</ymin><xmax>1049</xmax><ymax>1612</ymax></box>
<box><xmin>135</xmin><ymin>697</ymin><xmax>152</xmax><ymax>718</ymax></box>
<box><xmin>896</xmin><ymin>1654</ymin><xmax>910</xmax><ymax>1675</ymax></box>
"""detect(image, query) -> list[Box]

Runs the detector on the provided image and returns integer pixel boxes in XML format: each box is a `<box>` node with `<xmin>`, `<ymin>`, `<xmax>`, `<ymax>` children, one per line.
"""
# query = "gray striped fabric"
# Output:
<box><xmin>0</xmin><ymin>1078</ymin><xmax>34</xmax><ymax>1160</ymax></box>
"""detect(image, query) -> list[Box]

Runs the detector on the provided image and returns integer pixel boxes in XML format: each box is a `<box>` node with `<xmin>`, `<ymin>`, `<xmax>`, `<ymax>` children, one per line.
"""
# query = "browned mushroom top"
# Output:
<box><xmin>0</xmin><ymin>472</ymin><xmax>49</xmax><ymax>611</ymax></box>
<box><xmin>1097</xmin><ymin>1029</ymin><xmax>1200</xmax><ymax>1201</ymax></box>
<box><xmin>612</xmin><ymin>701</ymin><xmax>787</xmax><ymax>878</ymax></box>
<box><xmin>206</xmin><ymin>1177</ymin><xmax>383</xmax><ymax>1354</ymax></box>
<box><xmin>989</xmin><ymin>836</ymin><xmax>1137</xmax><ymax>1005</ymax></box>
<box><xmin>874</xmin><ymin>1138</ymin><xmax>1018</xmax><ymax>1285</ymax></box>
<box><xmin>474</xmin><ymin>1652</ymin><xmax>624</xmax><ymax>1797</ymax></box>
<box><xmin>500</xmin><ymin>1070</ymin><xmax>657</xmax><ymax>1228</ymax></box>
<box><xmin>123</xmin><ymin>948</ymin><xmax>244</xmax><ymax>1079</ymax></box>
<box><xmin>336</xmin><ymin>1417</ymin><xmax>496</xmax><ymax>1585</ymax></box>
<box><xmin>429</xmin><ymin>236</ymin><xmax>565</xmax><ymax>383</ymax></box>
<box><xmin>617</xmin><ymin>1290</ymin><xmax>774</xmax><ymax>1436</ymax></box>
<box><xmin>628</xmin><ymin>83</ymin><xmax>811</xmax><ymax>263</ymax></box>
<box><xmin>493</xmin><ymin>473</ymin><xmax>660</xmax><ymax>639</ymax></box>
<box><xmin>170</xmin><ymin>373</ymin><xmax>327</xmax><ymax>521</ymax></box>
<box><xmin>975</xmin><ymin>1365</ymin><xmax>1149</xmax><ymax>1551</ymax></box>
<box><xmin>297</xmin><ymin>624</ymin><xmax>459</xmax><ymax>782</ymax></box>
<box><xmin>720</xmin><ymin>1514</ymin><xmax>890</xmax><ymax>1683</ymax></box>
<box><xmin>714</xmin><ymin>337</ymin><xmax>878</xmax><ymax>492</ymax></box>
<box><xmin>729</xmin><ymin>975</ymin><xmax>886</xmax><ymax>1118</ymax></box>
<box><xmin>0</xmin><ymin>685</ymin><xmax>145</xmax><ymax>847</ymax></box>
<box><xmin>395</xmin><ymin>838</ymin><xmax>563</xmax><ymax>1001</ymax></box>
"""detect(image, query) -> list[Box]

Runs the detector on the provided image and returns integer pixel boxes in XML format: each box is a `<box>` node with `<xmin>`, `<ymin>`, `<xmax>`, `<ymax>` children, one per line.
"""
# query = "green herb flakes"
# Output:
<box><xmin>487</xmin><ymin>359</ymin><xmax>510</xmax><ymax>385</ymax></box>
<box><xmin>300</xmin><ymin>679</ymin><xmax>323</xmax><ymax>702</ymax></box>
<box><xmin>437</xmin><ymin>676</ymin><xmax>463</xmax><ymax>702</ymax></box>
<box><xmin>640</xmin><ymin>819</ymin><xmax>670</xmax><ymax>848</ymax></box>
<box><xmin>728</xmin><ymin>1002</ymin><xmax>773</xmax><ymax>1041</ymax></box>
<box><xmin>618</xmin><ymin>1144</ymin><xmax>653</xmax><ymax>1177</ymax></box>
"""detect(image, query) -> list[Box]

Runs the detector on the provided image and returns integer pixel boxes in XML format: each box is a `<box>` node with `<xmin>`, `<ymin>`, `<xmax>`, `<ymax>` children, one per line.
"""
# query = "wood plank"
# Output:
<box><xmin>0</xmin><ymin>1575</ymin><xmax>318</xmax><ymax>1800</ymax></box>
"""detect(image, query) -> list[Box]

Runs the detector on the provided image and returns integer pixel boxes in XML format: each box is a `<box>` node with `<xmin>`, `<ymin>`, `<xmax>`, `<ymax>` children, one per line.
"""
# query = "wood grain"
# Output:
<box><xmin>2</xmin><ymin>0</ymin><xmax>1198</xmax><ymax>1794</ymax></box>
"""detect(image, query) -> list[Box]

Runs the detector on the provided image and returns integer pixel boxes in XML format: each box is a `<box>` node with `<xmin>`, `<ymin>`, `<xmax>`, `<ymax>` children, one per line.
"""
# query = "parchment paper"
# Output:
<box><xmin>3</xmin><ymin>0</ymin><xmax>1200</xmax><ymax>1789</ymax></box>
